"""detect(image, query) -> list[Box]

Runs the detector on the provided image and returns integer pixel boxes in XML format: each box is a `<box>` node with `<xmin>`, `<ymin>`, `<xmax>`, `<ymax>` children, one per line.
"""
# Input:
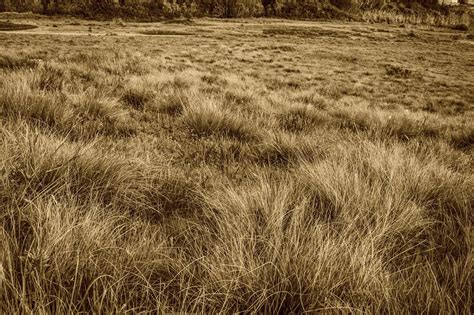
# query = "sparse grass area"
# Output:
<box><xmin>0</xmin><ymin>17</ymin><xmax>472</xmax><ymax>313</ymax></box>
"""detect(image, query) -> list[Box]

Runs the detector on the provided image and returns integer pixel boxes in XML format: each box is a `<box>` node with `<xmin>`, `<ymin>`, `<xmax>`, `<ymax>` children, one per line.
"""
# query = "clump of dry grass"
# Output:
<box><xmin>152</xmin><ymin>89</ymin><xmax>190</xmax><ymax>116</ymax></box>
<box><xmin>0</xmin><ymin>53</ymin><xmax>38</xmax><ymax>71</ymax></box>
<box><xmin>182</xmin><ymin>97</ymin><xmax>261</xmax><ymax>141</ymax></box>
<box><xmin>121</xmin><ymin>86</ymin><xmax>154</xmax><ymax>110</ymax></box>
<box><xmin>2</xmin><ymin>125</ymin><xmax>138</xmax><ymax>206</ymax></box>
<box><xmin>198</xmin><ymin>172</ymin><xmax>392</xmax><ymax>312</ymax></box>
<box><xmin>253</xmin><ymin>131</ymin><xmax>326</xmax><ymax>166</ymax></box>
<box><xmin>0</xmin><ymin>70</ymin><xmax>137</xmax><ymax>139</ymax></box>
<box><xmin>224</xmin><ymin>88</ymin><xmax>255</xmax><ymax>107</ymax></box>
<box><xmin>291</xmin><ymin>91</ymin><xmax>329</xmax><ymax>109</ymax></box>
<box><xmin>278</xmin><ymin>104</ymin><xmax>330</xmax><ymax>133</ymax></box>
<box><xmin>0</xmin><ymin>196</ymin><xmax>179</xmax><ymax>313</ymax></box>
<box><xmin>0</xmin><ymin>122</ymin><xmax>199</xmax><ymax>220</ymax></box>
<box><xmin>449</xmin><ymin>126</ymin><xmax>474</xmax><ymax>150</ymax></box>
<box><xmin>196</xmin><ymin>139</ymin><xmax>472</xmax><ymax>312</ymax></box>
<box><xmin>384</xmin><ymin>64</ymin><xmax>414</xmax><ymax>79</ymax></box>
<box><xmin>0</xmin><ymin>75</ymin><xmax>72</xmax><ymax>129</ymax></box>
<box><xmin>69</xmin><ymin>89</ymin><xmax>136</xmax><ymax>138</ymax></box>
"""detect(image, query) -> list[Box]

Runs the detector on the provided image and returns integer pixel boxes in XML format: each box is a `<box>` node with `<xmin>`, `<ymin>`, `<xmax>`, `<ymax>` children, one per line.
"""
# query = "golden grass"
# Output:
<box><xmin>0</xmin><ymin>17</ymin><xmax>472</xmax><ymax>313</ymax></box>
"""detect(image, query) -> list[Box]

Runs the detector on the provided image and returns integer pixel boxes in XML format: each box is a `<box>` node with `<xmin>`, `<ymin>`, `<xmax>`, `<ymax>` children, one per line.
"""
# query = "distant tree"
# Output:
<box><xmin>0</xmin><ymin>0</ymin><xmax>10</xmax><ymax>12</ymax></box>
<box><xmin>331</xmin><ymin>0</ymin><xmax>354</xmax><ymax>9</ymax></box>
<box><xmin>41</xmin><ymin>0</ymin><xmax>50</xmax><ymax>14</ymax></box>
<box><xmin>91</xmin><ymin>0</ymin><xmax>114</xmax><ymax>11</ymax></box>
<box><xmin>41</xmin><ymin>0</ymin><xmax>65</xmax><ymax>14</ymax></box>
<box><xmin>223</xmin><ymin>0</ymin><xmax>237</xmax><ymax>17</ymax></box>
<box><xmin>261</xmin><ymin>0</ymin><xmax>276</xmax><ymax>15</ymax></box>
<box><xmin>196</xmin><ymin>0</ymin><xmax>215</xmax><ymax>14</ymax></box>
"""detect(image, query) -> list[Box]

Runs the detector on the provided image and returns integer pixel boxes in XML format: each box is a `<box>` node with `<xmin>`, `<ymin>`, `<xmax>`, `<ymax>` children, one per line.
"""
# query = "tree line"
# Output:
<box><xmin>0</xmin><ymin>0</ymin><xmax>450</xmax><ymax>19</ymax></box>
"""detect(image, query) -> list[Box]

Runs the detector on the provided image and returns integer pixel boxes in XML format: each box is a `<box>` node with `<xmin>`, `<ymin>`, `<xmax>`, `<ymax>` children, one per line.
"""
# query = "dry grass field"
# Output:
<box><xmin>0</xmin><ymin>14</ymin><xmax>473</xmax><ymax>313</ymax></box>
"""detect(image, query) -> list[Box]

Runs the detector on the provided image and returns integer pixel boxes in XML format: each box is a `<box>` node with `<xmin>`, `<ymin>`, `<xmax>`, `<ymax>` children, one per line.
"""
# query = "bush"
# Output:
<box><xmin>451</xmin><ymin>23</ymin><xmax>469</xmax><ymax>31</ymax></box>
<box><xmin>331</xmin><ymin>0</ymin><xmax>354</xmax><ymax>10</ymax></box>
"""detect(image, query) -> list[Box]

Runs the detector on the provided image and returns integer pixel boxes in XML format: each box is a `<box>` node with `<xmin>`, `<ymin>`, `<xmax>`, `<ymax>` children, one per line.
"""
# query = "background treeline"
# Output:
<box><xmin>0</xmin><ymin>0</ymin><xmax>468</xmax><ymax>19</ymax></box>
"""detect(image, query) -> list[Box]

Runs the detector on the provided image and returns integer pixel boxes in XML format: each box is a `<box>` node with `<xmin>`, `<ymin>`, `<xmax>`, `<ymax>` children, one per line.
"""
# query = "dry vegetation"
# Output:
<box><xmin>0</xmin><ymin>16</ymin><xmax>473</xmax><ymax>313</ymax></box>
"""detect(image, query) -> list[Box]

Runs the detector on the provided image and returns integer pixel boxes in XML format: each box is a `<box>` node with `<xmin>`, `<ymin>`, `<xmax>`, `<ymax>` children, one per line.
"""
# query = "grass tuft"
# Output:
<box><xmin>121</xmin><ymin>87</ymin><xmax>153</xmax><ymax>110</ymax></box>
<box><xmin>0</xmin><ymin>53</ymin><xmax>38</xmax><ymax>70</ymax></box>
<box><xmin>0</xmin><ymin>77</ymin><xmax>71</xmax><ymax>129</ymax></box>
<box><xmin>278</xmin><ymin>105</ymin><xmax>330</xmax><ymax>133</ymax></box>
<box><xmin>183</xmin><ymin>98</ymin><xmax>260</xmax><ymax>141</ymax></box>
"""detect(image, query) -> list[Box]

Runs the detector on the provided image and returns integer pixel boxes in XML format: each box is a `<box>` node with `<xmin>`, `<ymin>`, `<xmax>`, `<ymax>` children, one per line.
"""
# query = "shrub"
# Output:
<box><xmin>451</xmin><ymin>23</ymin><xmax>469</xmax><ymax>31</ymax></box>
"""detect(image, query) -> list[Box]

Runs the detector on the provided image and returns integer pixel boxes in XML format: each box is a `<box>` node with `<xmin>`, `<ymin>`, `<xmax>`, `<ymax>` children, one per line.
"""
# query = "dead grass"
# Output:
<box><xmin>0</xmin><ymin>17</ymin><xmax>472</xmax><ymax>314</ymax></box>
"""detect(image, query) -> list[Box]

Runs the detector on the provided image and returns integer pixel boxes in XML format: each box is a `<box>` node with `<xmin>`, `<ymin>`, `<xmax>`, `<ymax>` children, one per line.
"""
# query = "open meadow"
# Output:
<box><xmin>0</xmin><ymin>14</ymin><xmax>473</xmax><ymax>313</ymax></box>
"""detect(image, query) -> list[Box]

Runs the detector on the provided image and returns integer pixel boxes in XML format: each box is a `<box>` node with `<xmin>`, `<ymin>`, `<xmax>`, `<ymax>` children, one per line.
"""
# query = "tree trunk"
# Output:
<box><xmin>41</xmin><ymin>0</ymin><xmax>50</xmax><ymax>14</ymax></box>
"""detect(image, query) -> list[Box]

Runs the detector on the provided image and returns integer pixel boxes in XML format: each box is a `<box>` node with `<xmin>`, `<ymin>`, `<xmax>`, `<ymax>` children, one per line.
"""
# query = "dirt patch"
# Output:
<box><xmin>0</xmin><ymin>21</ymin><xmax>37</xmax><ymax>31</ymax></box>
